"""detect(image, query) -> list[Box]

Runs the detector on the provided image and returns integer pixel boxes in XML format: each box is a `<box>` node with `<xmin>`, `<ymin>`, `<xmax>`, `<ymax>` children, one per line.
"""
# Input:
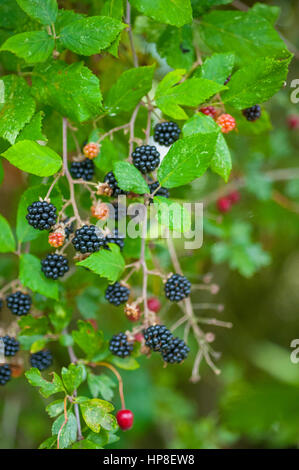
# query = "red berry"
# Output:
<box><xmin>134</xmin><ymin>333</ymin><xmax>143</xmax><ymax>343</ymax></box>
<box><xmin>147</xmin><ymin>297</ymin><xmax>161</xmax><ymax>313</ymax></box>
<box><xmin>83</xmin><ymin>142</ymin><xmax>99</xmax><ymax>159</ymax></box>
<box><xmin>216</xmin><ymin>114</ymin><xmax>236</xmax><ymax>133</ymax></box>
<box><xmin>228</xmin><ymin>190</ymin><xmax>240</xmax><ymax>204</ymax></box>
<box><xmin>116</xmin><ymin>409</ymin><xmax>134</xmax><ymax>431</ymax></box>
<box><xmin>217</xmin><ymin>197</ymin><xmax>231</xmax><ymax>213</ymax></box>
<box><xmin>48</xmin><ymin>231</ymin><xmax>65</xmax><ymax>248</ymax></box>
<box><xmin>200</xmin><ymin>106</ymin><xmax>217</xmax><ymax>119</ymax></box>
<box><xmin>287</xmin><ymin>115</ymin><xmax>299</xmax><ymax>130</ymax></box>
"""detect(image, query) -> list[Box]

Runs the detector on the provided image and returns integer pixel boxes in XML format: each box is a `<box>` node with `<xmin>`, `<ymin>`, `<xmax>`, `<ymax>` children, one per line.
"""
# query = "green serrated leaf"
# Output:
<box><xmin>72</xmin><ymin>320</ymin><xmax>104</xmax><ymax>360</ymax></box>
<box><xmin>60</xmin><ymin>16</ymin><xmax>126</xmax><ymax>56</ymax></box>
<box><xmin>113</xmin><ymin>161</ymin><xmax>149</xmax><ymax>194</ymax></box>
<box><xmin>198</xmin><ymin>52</ymin><xmax>235</xmax><ymax>85</ymax></box>
<box><xmin>25</xmin><ymin>368</ymin><xmax>65</xmax><ymax>398</ymax></box>
<box><xmin>158</xmin><ymin>132</ymin><xmax>217</xmax><ymax>188</ymax></box>
<box><xmin>46</xmin><ymin>399</ymin><xmax>65</xmax><ymax>418</ymax></box>
<box><xmin>87</xmin><ymin>372</ymin><xmax>116</xmax><ymax>401</ymax></box>
<box><xmin>130</xmin><ymin>0</ymin><xmax>192</xmax><ymax>27</ymax></box>
<box><xmin>1</xmin><ymin>31</ymin><xmax>54</xmax><ymax>63</ymax></box>
<box><xmin>19</xmin><ymin>253</ymin><xmax>59</xmax><ymax>300</ymax></box>
<box><xmin>77</xmin><ymin>244</ymin><xmax>125</xmax><ymax>283</ymax></box>
<box><xmin>61</xmin><ymin>364</ymin><xmax>85</xmax><ymax>394</ymax></box>
<box><xmin>1</xmin><ymin>140</ymin><xmax>62</xmax><ymax>176</ymax></box>
<box><xmin>105</xmin><ymin>65</ymin><xmax>155</xmax><ymax>113</ymax></box>
<box><xmin>16</xmin><ymin>112</ymin><xmax>47</xmax><ymax>142</ymax></box>
<box><xmin>0</xmin><ymin>213</ymin><xmax>16</xmax><ymax>253</ymax></box>
<box><xmin>80</xmin><ymin>398</ymin><xmax>116</xmax><ymax>433</ymax></box>
<box><xmin>16</xmin><ymin>0</ymin><xmax>58</xmax><ymax>25</ymax></box>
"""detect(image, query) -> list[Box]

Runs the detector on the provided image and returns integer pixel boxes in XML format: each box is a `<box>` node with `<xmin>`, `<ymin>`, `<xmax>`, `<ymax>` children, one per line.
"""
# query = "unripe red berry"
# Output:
<box><xmin>147</xmin><ymin>297</ymin><xmax>161</xmax><ymax>313</ymax></box>
<box><xmin>116</xmin><ymin>409</ymin><xmax>134</xmax><ymax>431</ymax></box>
<box><xmin>83</xmin><ymin>142</ymin><xmax>100</xmax><ymax>159</ymax></box>
<box><xmin>228</xmin><ymin>190</ymin><xmax>240</xmax><ymax>204</ymax></box>
<box><xmin>200</xmin><ymin>106</ymin><xmax>217</xmax><ymax>119</ymax></box>
<box><xmin>216</xmin><ymin>114</ymin><xmax>236</xmax><ymax>133</ymax></box>
<box><xmin>125</xmin><ymin>303</ymin><xmax>141</xmax><ymax>322</ymax></box>
<box><xmin>217</xmin><ymin>197</ymin><xmax>231</xmax><ymax>213</ymax></box>
<box><xmin>287</xmin><ymin>114</ymin><xmax>299</xmax><ymax>130</ymax></box>
<box><xmin>48</xmin><ymin>231</ymin><xmax>65</xmax><ymax>248</ymax></box>
<box><xmin>134</xmin><ymin>333</ymin><xmax>144</xmax><ymax>343</ymax></box>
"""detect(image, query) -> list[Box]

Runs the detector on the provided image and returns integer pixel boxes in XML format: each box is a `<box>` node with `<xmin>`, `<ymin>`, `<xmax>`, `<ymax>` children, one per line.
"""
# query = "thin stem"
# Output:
<box><xmin>91</xmin><ymin>362</ymin><xmax>126</xmax><ymax>410</ymax></box>
<box><xmin>96</xmin><ymin>123</ymin><xmax>130</xmax><ymax>145</ymax></box>
<box><xmin>57</xmin><ymin>396</ymin><xmax>68</xmax><ymax>449</ymax></box>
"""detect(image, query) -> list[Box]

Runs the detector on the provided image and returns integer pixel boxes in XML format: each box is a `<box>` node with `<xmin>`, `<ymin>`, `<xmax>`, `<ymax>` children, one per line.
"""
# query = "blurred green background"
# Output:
<box><xmin>0</xmin><ymin>0</ymin><xmax>299</xmax><ymax>449</ymax></box>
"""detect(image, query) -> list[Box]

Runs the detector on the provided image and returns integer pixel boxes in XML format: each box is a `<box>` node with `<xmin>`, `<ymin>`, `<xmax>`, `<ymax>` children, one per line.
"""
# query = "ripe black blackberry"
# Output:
<box><xmin>70</xmin><ymin>158</ymin><xmax>94</xmax><ymax>181</ymax></box>
<box><xmin>6</xmin><ymin>291</ymin><xmax>31</xmax><ymax>316</ymax></box>
<box><xmin>72</xmin><ymin>224</ymin><xmax>106</xmax><ymax>254</ymax></box>
<box><xmin>154</xmin><ymin>122</ymin><xmax>181</xmax><ymax>147</ymax></box>
<box><xmin>162</xmin><ymin>337</ymin><xmax>190</xmax><ymax>364</ymax></box>
<box><xmin>1</xmin><ymin>335</ymin><xmax>20</xmax><ymax>357</ymax></box>
<box><xmin>30</xmin><ymin>350</ymin><xmax>53</xmax><ymax>371</ymax></box>
<box><xmin>105</xmin><ymin>229</ymin><xmax>125</xmax><ymax>251</ymax></box>
<box><xmin>26</xmin><ymin>200</ymin><xmax>57</xmax><ymax>231</ymax></box>
<box><xmin>105</xmin><ymin>282</ymin><xmax>130</xmax><ymax>306</ymax></box>
<box><xmin>164</xmin><ymin>274</ymin><xmax>191</xmax><ymax>302</ymax></box>
<box><xmin>109</xmin><ymin>333</ymin><xmax>133</xmax><ymax>358</ymax></box>
<box><xmin>41</xmin><ymin>253</ymin><xmax>69</xmax><ymax>280</ymax></box>
<box><xmin>132</xmin><ymin>145</ymin><xmax>160</xmax><ymax>174</ymax></box>
<box><xmin>143</xmin><ymin>325</ymin><xmax>173</xmax><ymax>352</ymax></box>
<box><xmin>0</xmin><ymin>364</ymin><xmax>11</xmax><ymax>385</ymax></box>
<box><xmin>149</xmin><ymin>181</ymin><xmax>169</xmax><ymax>199</ymax></box>
<box><xmin>104</xmin><ymin>171</ymin><xmax>126</xmax><ymax>197</ymax></box>
<box><xmin>242</xmin><ymin>105</ymin><xmax>261</xmax><ymax>122</ymax></box>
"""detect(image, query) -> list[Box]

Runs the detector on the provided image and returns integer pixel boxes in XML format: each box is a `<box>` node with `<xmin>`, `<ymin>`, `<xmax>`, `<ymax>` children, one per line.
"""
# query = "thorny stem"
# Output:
<box><xmin>90</xmin><ymin>362</ymin><xmax>126</xmax><ymax>410</ymax></box>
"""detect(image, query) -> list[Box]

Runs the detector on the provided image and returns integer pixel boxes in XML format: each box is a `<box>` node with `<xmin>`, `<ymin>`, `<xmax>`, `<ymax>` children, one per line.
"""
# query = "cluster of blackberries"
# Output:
<box><xmin>72</xmin><ymin>225</ymin><xmax>106</xmax><ymax>254</ymax></box>
<box><xmin>26</xmin><ymin>201</ymin><xmax>57</xmax><ymax>231</ymax></box>
<box><xmin>30</xmin><ymin>350</ymin><xmax>53</xmax><ymax>371</ymax></box>
<box><xmin>0</xmin><ymin>335</ymin><xmax>19</xmax><ymax>357</ymax></box>
<box><xmin>0</xmin><ymin>364</ymin><xmax>11</xmax><ymax>386</ymax></box>
<box><xmin>104</xmin><ymin>171</ymin><xmax>126</xmax><ymax>197</ymax></box>
<box><xmin>109</xmin><ymin>333</ymin><xmax>134</xmax><ymax>358</ymax></box>
<box><xmin>164</xmin><ymin>274</ymin><xmax>191</xmax><ymax>302</ymax></box>
<box><xmin>242</xmin><ymin>105</ymin><xmax>261</xmax><ymax>121</ymax></box>
<box><xmin>154</xmin><ymin>122</ymin><xmax>181</xmax><ymax>147</ymax></box>
<box><xmin>105</xmin><ymin>282</ymin><xmax>130</xmax><ymax>306</ymax></box>
<box><xmin>41</xmin><ymin>253</ymin><xmax>69</xmax><ymax>280</ymax></box>
<box><xmin>70</xmin><ymin>158</ymin><xmax>94</xmax><ymax>181</ymax></box>
<box><xmin>143</xmin><ymin>324</ymin><xmax>189</xmax><ymax>364</ymax></box>
<box><xmin>149</xmin><ymin>181</ymin><xmax>169</xmax><ymax>199</ymax></box>
<box><xmin>132</xmin><ymin>145</ymin><xmax>160</xmax><ymax>174</ymax></box>
<box><xmin>6</xmin><ymin>291</ymin><xmax>31</xmax><ymax>316</ymax></box>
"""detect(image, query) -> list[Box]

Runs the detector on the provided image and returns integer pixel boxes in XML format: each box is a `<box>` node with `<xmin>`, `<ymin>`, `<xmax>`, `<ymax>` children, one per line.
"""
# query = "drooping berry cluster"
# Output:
<box><xmin>104</xmin><ymin>172</ymin><xmax>126</xmax><ymax>197</ymax></box>
<box><xmin>105</xmin><ymin>282</ymin><xmax>130</xmax><ymax>306</ymax></box>
<box><xmin>161</xmin><ymin>337</ymin><xmax>190</xmax><ymax>364</ymax></box>
<box><xmin>1</xmin><ymin>335</ymin><xmax>20</xmax><ymax>357</ymax></box>
<box><xmin>109</xmin><ymin>333</ymin><xmax>134</xmax><ymax>358</ymax></box>
<box><xmin>30</xmin><ymin>350</ymin><xmax>53</xmax><ymax>371</ymax></box>
<box><xmin>105</xmin><ymin>229</ymin><xmax>125</xmax><ymax>251</ymax></box>
<box><xmin>143</xmin><ymin>325</ymin><xmax>173</xmax><ymax>352</ymax></box>
<box><xmin>216</xmin><ymin>114</ymin><xmax>236</xmax><ymax>133</ymax></box>
<box><xmin>149</xmin><ymin>181</ymin><xmax>169</xmax><ymax>199</ymax></box>
<box><xmin>70</xmin><ymin>159</ymin><xmax>94</xmax><ymax>181</ymax></box>
<box><xmin>200</xmin><ymin>106</ymin><xmax>217</xmax><ymax>119</ymax></box>
<box><xmin>217</xmin><ymin>190</ymin><xmax>240</xmax><ymax>213</ymax></box>
<box><xmin>48</xmin><ymin>231</ymin><xmax>65</xmax><ymax>248</ymax></box>
<box><xmin>41</xmin><ymin>253</ymin><xmax>69</xmax><ymax>280</ymax></box>
<box><xmin>6</xmin><ymin>291</ymin><xmax>31</xmax><ymax>316</ymax></box>
<box><xmin>132</xmin><ymin>145</ymin><xmax>160</xmax><ymax>174</ymax></box>
<box><xmin>83</xmin><ymin>142</ymin><xmax>99</xmax><ymax>159</ymax></box>
<box><xmin>242</xmin><ymin>105</ymin><xmax>261</xmax><ymax>122</ymax></box>
<box><xmin>72</xmin><ymin>225</ymin><xmax>106</xmax><ymax>254</ymax></box>
<box><xmin>0</xmin><ymin>364</ymin><xmax>11</xmax><ymax>386</ymax></box>
<box><xmin>26</xmin><ymin>201</ymin><xmax>57</xmax><ymax>231</ymax></box>
<box><xmin>164</xmin><ymin>274</ymin><xmax>191</xmax><ymax>302</ymax></box>
<box><xmin>154</xmin><ymin>122</ymin><xmax>181</xmax><ymax>146</ymax></box>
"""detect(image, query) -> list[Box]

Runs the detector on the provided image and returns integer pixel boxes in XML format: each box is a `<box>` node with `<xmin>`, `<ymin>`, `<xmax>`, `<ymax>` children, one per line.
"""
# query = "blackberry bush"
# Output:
<box><xmin>242</xmin><ymin>105</ymin><xmax>262</xmax><ymax>121</ymax></box>
<box><xmin>162</xmin><ymin>337</ymin><xmax>190</xmax><ymax>364</ymax></box>
<box><xmin>26</xmin><ymin>201</ymin><xmax>57</xmax><ymax>231</ymax></box>
<box><xmin>104</xmin><ymin>171</ymin><xmax>126</xmax><ymax>197</ymax></box>
<box><xmin>70</xmin><ymin>159</ymin><xmax>94</xmax><ymax>181</ymax></box>
<box><xmin>105</xmin><ymin>282</ymin><xmax>130</xmax><ymax>306</ymax></box>
<box><xmin>6</xmin><ymin>291</ymin><xmax>31</xmax><ymax>316</ymax></box>
<box><xmin>30</xmin><ymin>350</ymin><xmax>53</xmax><ymax>371</ymax></box>
<box><xmin>72</xmin><ymin>225</ymin><xmax>105</xmax><ymax>254</ymax></box>
<box><xmin>154</xmin><ymin>121</ymin><xmax>181</xmax><ymax>146</ymax></box>
<box><xmin>132</xmin><ymin>145</ymin><xmax>160</xmax><ymax>174</ymax></box>
<box><xmin>164</xmin><ymin>274</ymin><xmax>191</xmax><ymax>302</ymax></box>
<box><xmin>109</xmin><ymin>333</ymin><xmax>133</xmax><ymax>358</ymax></box>
<box><xmin>41</xmin><ymin>254</ymin><xmax>69</xmax><ymax>280</ymax></box>
<box><xmin>1</xmin><ymin>335</ymin><xmax>20</xmax><ymax>357</ymax></box>
<box><xmin>0</xmin><ymin>364</ymin><xmax>11</xmax><ymax>386</ymax></box>
<box><xmin>143</xmin><ymin>325</ymin><xmax>173</xmax><ymax>352</ymax></box>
